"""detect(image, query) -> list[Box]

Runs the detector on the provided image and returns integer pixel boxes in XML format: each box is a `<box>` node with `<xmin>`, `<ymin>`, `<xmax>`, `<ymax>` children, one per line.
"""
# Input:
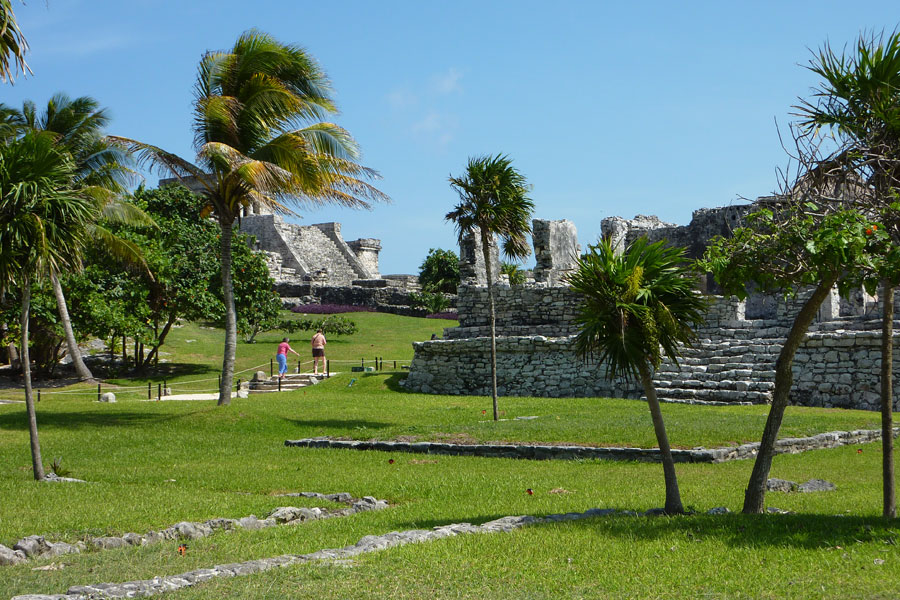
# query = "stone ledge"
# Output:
<box><xmin>286</xmin><ymin>428</ymin><xmax>900</xmax><ymax>464</ymax></box>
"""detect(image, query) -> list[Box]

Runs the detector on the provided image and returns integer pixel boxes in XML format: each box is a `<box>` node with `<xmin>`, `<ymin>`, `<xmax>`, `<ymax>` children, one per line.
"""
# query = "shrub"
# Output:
<box><xmin>280</xmin><ymin>315</ymin><xmax>358</xmax><ymax>336</ymax></box>
<box><xmin>426</xmin><ymin>311</ymin><xmax>459</xmax><ymax>320</ymax></box>
<box><xmin>408</xmin><ymin>292</ymin><xmax>451</xmax><ymax>314</ymax></box>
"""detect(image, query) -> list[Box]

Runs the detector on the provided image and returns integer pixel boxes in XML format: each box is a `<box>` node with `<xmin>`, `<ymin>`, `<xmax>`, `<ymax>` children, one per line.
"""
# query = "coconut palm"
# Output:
<box><xmin>795</xmin><ymin>29</ymin><xmax>900</xmax><ymax>519</ymax></box>
<box><xmin>0</xmin><ymin>130</ymin><xmax>97</xmax><ymax>480</ymax></box>
<box><xmin>567</xmin><ymin>236</ymin><xmax>706</xmax><ymax>514</ymax></box>
<box><xmin>113</xmin><ymin>30</ymin><xmax>387</xmax><ymax>405</ymax></box>
<box><xmin>446</xmin><ymin>154</ymin><xmax>534</xmax><ymax>421</ymax></box>
<box><xmin>0</xmin><ymin>0</ymin><xmax>28</xmax><ymax>83</ymax></box>
<box><xmin>2</xmin><ymin>93</ymin><xmax>151</xmax><ymax>381</ymax></box>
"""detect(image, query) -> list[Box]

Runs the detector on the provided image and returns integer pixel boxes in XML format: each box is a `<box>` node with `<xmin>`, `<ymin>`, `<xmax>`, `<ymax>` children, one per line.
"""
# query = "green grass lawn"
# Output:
<box><xmin>0</xmin><ymin>313</ymin><xmax>898</xmax><ymax>599</ymax></box>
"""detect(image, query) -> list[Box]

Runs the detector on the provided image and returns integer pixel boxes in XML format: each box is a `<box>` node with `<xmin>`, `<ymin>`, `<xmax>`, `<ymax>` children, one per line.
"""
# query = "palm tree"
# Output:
<box><xmin>113</xmin><ymin>30</ymin><xmax>387</xmax><ymax>405</ymax></box>
<box><xmin>2</xmin><ymin>93</ymin><xmax>151</xmax><ymax>381</ymax></box>
<box><xmin>795</xmin><ymin>29</ymin><xmax>900</xmax><ymax>518</ymax></box>
<box><xmin>0</xmin><ymin>130</ymin><xmax>97</xmax><ymax>480</ymax></box>
<box><xmin>0</xmin><ymin>0</ymin><xmax>28</xmax><ymax>83</ymax></box>
<box><xmin>447</xmin><ymin>154</ymin><xmax>534</xmax><ymax>421</ymax></box>
<box><xmin>567</xmin><ymin>237</ymin><xmax>706</xmax><ymax>514</ymax></box>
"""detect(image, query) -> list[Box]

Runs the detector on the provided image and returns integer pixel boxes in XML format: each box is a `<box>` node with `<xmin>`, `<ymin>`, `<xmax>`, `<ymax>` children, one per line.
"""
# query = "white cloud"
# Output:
<box><xmin>412</xmin><ymin>111</ymin><xmax>458</xmax><ymax>147</ymax></box>
<box><xmin>387</xmin><ymin>88</ymin><xmax>418</xmax><ymax>110</ymax></box>
<box><xmin>430</xmin><ymin>67</ymin><xmax>463</xmax><ymax>95</ymax></box>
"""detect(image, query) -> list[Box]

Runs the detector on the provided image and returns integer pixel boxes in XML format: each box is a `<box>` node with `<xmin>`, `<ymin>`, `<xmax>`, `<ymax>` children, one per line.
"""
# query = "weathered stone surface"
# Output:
<box><xmin>766</xmin><ymin>478</ymin><xmax>798</xmax><ymax>493</ymax></box>
<box><xmin>91</xmin><ymin>536</ymin><xmax>127</xmax><ymax>550</ymax></box>
<box><xmin>98</xmin><ymin>392</ymin><xmax>116</xmax><ymax>403</ymax></box>
<box><xmin>0</xmin><ymin>543</ymin><xmax>27</xmax><ymax>565</ymax></box>
<box><xmin>707</xmin><ymin>507</ymin><xmax>731</xmax><ymax>515</ymax></box>
<box><xmin>798</xmin><ymin>478</ymin><xmax>836</xmax><ymax>493</ymax></box>
<box><xmin>14</xmin><ymin>535</ymin><xmax>51</xmax><ymax>558</ymax></box>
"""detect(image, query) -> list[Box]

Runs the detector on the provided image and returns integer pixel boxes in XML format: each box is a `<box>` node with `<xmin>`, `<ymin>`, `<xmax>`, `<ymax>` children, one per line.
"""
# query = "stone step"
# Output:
<box><xmin>649</xmin><ymin>386</ymin><xmax>771</xmax><ymax>404</ymax></box>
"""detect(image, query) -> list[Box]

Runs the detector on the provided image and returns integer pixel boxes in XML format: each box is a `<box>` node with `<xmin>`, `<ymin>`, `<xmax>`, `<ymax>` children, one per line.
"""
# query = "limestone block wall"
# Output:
<box><xmin>450</xmin><ymin>285</ymin><xmax>582</xmax><ymax>338</ymax></box>
<box><xmin>404</xmin><ymin>336</ymin><xmax>641</xmax><ymax>398</ymax></box>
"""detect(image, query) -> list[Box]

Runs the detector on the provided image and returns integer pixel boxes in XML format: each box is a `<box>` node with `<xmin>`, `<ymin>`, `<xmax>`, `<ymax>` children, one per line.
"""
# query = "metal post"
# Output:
<box><xmin>163</xmin><ymin>379</ymin><xmax>167</xmax><ymax>396</ymax></box>
<box><xmin>97</xmin><ymin>383</ymin><xmax>101</xmax><ymax>402</ymax></box>
<box><xmin>326</xmin><ymin>359</ymin><xmax>330</xmax><ymax>378</ymax></box>
<box><xmin>157</xmin><ymin>383</ymin><xmax>161</xmax><ymax>401</ymax></box>
<box><xmin>394</xmin><ymin>360</ymin><xmax>397</xmax><ymax>369</ymax></box>
<box><xmin>361</xmin><ymin>358</ymin><xmax>364</xmax><ymax>367</ymax></box>
<box><xmin>270</xmin><ymin>358</ymin><xmax>273</xmax><ymax>378</ymax></box>
<box><xmin>37</xmin><ymin>389</ymin><xmax>40</xmax><ymax>403</ymax></box>
<box><xmin>278</xmin><ymin>376</ymin><xmax>282</xmax><ymax>392</ymax></box>
<box><xmin>236</xmin><ymin>378</ymin><xmax>241</xmax><ymax>396</ymax></box>
<box><xmin>147</xmin><ymin>382</ymin><xmax>151</xmax><ymax>400</ymax></box>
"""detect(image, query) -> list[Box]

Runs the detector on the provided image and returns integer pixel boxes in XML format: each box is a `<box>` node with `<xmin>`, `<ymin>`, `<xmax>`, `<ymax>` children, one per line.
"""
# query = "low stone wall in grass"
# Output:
<box><xmin>286</xmin><ymin>428</ymin><xmax>898</xmax><ymax>464</ymax></box>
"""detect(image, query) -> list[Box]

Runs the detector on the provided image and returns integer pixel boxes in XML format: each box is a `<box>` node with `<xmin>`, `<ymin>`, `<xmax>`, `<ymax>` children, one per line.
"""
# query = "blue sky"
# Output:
<box><xmin>4</xmin><ymin>1</ymin><xmax>899</xmax><ymax>274</ymax></box>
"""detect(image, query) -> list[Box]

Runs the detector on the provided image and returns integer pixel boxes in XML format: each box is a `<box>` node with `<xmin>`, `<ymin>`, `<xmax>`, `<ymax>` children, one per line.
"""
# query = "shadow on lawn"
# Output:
<box><xmin>0</xmin><ymin>409</ymin><xmax>205</xmax><ymax>431</ymax></box>
<box><xmin>281</xmin><ymin>417</ymin><xmax>395</xmax><ymax>430</ymax></box>
<box><xmin>388</xmin><ymin>511</ymin><xmax>899</xmax><ymax>550</ymax></box>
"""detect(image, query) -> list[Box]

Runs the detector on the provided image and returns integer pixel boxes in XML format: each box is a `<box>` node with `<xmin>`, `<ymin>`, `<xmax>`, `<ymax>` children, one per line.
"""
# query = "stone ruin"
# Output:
<box><xmin>160</xmin><ymin>177</ymin><xmax>424</xmax><ymax>313</ymax></box>
<box><xmin>403</xmin><ymin>206</ymin><xmax>900</xmax><ymax>412</ymax></box>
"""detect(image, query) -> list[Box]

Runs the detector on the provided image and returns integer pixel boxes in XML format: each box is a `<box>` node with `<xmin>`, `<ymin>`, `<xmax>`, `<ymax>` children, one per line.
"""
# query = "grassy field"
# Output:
<box><xmin>0</xmin><ymin>313</ymin><xmax>898</xmax><ymax>599</ymax></box>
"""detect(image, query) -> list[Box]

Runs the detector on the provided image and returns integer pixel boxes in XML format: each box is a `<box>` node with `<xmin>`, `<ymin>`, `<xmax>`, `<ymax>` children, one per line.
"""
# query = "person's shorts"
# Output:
<box><xmin>312</xmin><ymin>348</ymin><xmax>325</xmax><ymax>357</ymax></box>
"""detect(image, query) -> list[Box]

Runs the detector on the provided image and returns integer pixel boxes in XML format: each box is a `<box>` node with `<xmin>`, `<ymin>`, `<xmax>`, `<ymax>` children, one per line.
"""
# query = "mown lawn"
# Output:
<box><xmin>0</xmin><ymin>313</ymin><xmax>898</xmax><ymax>599</ymax></box>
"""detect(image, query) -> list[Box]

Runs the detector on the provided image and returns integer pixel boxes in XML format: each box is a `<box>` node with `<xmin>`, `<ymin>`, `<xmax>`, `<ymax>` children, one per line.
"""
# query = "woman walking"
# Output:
<box><xmin>276</xmin><ymin>338</ymin><xmax>299</xmax><ymax>379</ymax></box>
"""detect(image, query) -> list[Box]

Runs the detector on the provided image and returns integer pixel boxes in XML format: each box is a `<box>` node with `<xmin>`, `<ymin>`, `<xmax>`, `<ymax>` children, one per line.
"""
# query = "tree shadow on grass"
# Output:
<box><xmin>281</xmin><ymin>417</ymin><xmax>395</xmax><ymax>431</ymax></box>
<box><xmin>0</xmin><ymin>408</ymin><xmax>207</xmax><ymax>431</ymax></box>
<box><xmin>387</xmin><ymin>510</ymin><xmax>899</xmax><ymax>551</ymax></box>
<box><xmin>378</xmin><ymin>373</ymin><xmax>414</xmax><ymax>394</ymax></box>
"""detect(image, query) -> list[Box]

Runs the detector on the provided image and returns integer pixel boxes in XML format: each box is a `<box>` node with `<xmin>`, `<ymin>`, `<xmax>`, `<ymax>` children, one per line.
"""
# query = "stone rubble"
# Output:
<box><xmin>767</xmin><ymin>478</ymin><xmax>837</xmax><ymax>493</ymax></box>
<box><xmin>1</xmin><ymin>494</ymin><xmax>387</xmax><ymax>569</ymax></box>
<box><xmin>286</xmin><ymin>428</ymin><xmax>898</xmax><ymax>464</ymax></box>
<box><xmin>10</xmin><ymin>505</ymin><xmax>736</xmax><ymax>600</ymax></box>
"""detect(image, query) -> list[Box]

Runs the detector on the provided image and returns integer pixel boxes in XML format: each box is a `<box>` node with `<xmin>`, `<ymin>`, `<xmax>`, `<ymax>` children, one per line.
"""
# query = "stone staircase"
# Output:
<box><xmin>248</xmin><ymin>373</ymin><xmax>328</xmax><ymax>394</ymax></box>
<box><xmin>277</xmin><ymin>222</ymin><xmax>360</xmax><ymax>285</ymax></box>
<box><xmin>649</xmin><ymin>321</ymin><xmax>789</xmax><ymax>405</ymax></box>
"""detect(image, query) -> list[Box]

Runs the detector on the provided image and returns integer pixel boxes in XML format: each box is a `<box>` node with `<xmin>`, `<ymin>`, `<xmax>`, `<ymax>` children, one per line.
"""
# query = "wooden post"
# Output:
<box><xmin>394</xmin><ymin>360</ymin><xmax>397</xmax><ymax>369</ymax></box>
<box><xmin>270</xmin><ymin>358</ymin><xmax>273</xmax><ymax>378</ymax></box>
<box><xmin>163</xmin><ymin>379</ymin><xmax>167</xmax><ymax>396</ymax></box>
<box><xmin>37</xmin><ymin>389</ymin><xmax>40</xmax><ymax>403</ymax></box>
<box><xmin>278</xmin><ymin>376</ymin><xmax>281</xmax><ymax>392</ymax></box>
<box><xmin>326</xmin><ymin>359</ymin><xmax>330</xmax><ymax>378</ymax></box>
<box><xmin>157</xmin><ymin>383</ymin><xmax>161</xmax><ymax>401</ymax></box>
<box><xmin>147</xmin><ymin>381</ymin><xmax>151</xmax><ymax>400</ymax></box>
<box><xmin>97</xmin><ymin>383</ymin><xmax>101</xmax><ymax>402</ymax></box>
<box><xmin>361</xmin><ymin>358</ymin><xmax>364</xmax><ymax>368</ymax></box>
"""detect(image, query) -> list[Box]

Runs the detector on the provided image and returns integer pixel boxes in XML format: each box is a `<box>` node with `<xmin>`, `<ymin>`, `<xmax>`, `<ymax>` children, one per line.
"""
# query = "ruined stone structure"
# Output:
<box><xmin>159</xmin><ymin>178</ymin><xmax>426</xmax><ymax>312</ymax></box>
<box><xmin>403</xmin><ymin>210</ymin><xmax>900</xmax><ymax>411</ymax></box>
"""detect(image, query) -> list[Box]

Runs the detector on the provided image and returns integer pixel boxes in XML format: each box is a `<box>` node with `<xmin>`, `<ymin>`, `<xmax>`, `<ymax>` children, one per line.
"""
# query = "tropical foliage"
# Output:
<box><xmin>447</xmin><ymin>154</ymin><xmax>534</xmax><ymax>421</ymax></box>
<box><xmin>568</xmin><ymin>236</ymin><xmax>706</xmax><ymax>514</ymax></box>
<box><xmin>0</xmin><ymin>0</ymin><xmax>27</xmax><ymax>82</ymax></box>
<box><xmin>418</xmin><ymin>247</ymin><xmax>460</xmax><ymax>294</ymax></box>
<box><xmin>113</xmin><ymin>30</ymin><xmax>387</xmax><ymax>405</ymax></box>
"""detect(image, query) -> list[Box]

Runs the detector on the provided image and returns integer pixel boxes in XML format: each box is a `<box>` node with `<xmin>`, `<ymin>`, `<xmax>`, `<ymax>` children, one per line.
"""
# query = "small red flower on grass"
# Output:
<box><xmin>857</xmin><ymin>449</ymin><xmax>863</xmax><ymax>454</ymax></box>
<box><xmin>482</xmin><ymin>410</ymin><xmax>486</xmax><ymax>415</ymax></box>
<box><xmin>526</xmin><ymin>488</ymin><xmax>534</xmax><ymax>495</ymax></box>
<box><xmin>388</xmin><ymin>459</ymin><xmax>395</xmax><ymax>464</ymax></box>
<box><xmin>177</xmin><ymin>544</ymin><xmax>187</xmax><ymax>556</ymax></box>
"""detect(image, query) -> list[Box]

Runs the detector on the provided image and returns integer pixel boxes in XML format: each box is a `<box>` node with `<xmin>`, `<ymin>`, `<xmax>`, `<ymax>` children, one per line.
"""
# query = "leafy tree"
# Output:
<box><xmin>703</xmin><ymin>206</ymin><xmax>881</xmax><ymax>514</ymax></box>
<box><xmin>418</xmin><ymin>248</ymin><xmax>460</xmax><ymax>294</ymax></box>
<box><xmin>568</xmin><ymin>237</ymin><xmax>706</xmax><ymax>514</ymax></box>
<box><xmin>1</xmin><ymin>93</ymin><xmax>150</xmax><ymax>381</ymax></box>
<box><xmin>0</xmin><ymin>0</ymin><xmax>28</xmax><ymax>83</ymax></box>
<box><xmin>0</xmin><ymin>130</ymin><xmax>97</xmax><ymax>480</ymax></box>
<box><xmin>115</xmin><ymin>30</ymin><xmax>387</xmax><ymax>405</ymax></box>
<box><xmin>408</xmin><ymin>291</ymin><xmax>451</xmax><ymax>314</ymax></box>
<box><xmin>501</xmin><ymin>261</ymin><xmax>526</xmax><ymax>285</ymax></box>
<box><xmin>794</xmin><ymin>29</ymin><xmax>900</xmax><ymax>519</ymax></box>
<box><xmin>447</xmin><ymin>154</ymin><xmax>534</xmax><ymax>421</ymax></box>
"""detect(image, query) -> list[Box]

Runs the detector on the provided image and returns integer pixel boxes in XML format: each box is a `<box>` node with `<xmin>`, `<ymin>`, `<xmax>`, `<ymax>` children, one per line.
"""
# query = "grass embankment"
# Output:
<box><xmin>0</xmin><ymin>313</ymin><xmax>898</xmax><ymax>599</ymax></box>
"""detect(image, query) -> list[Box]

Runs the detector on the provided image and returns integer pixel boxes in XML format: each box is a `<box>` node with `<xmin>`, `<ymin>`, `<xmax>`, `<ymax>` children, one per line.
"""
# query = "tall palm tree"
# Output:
<box><xmin>447</xmin><ymin>154</ymin><xmax>534</xmax><ymax>421</ymax></box>
<box><xmin>795</xmin><ymin>29</ymin><xmax>900</xmax><ymax>519</ymax></box>
<box><xmin>0</xmin><ymin>0</ymin><xmax>28</xmax><ymax>83</ymax></box>
<box><xmin>2</xmin><ymin>93</ymin><xmax>151</xmax><ymax>381</ymax></box>
<box><xmin>567</xmin><ymin>237</ymin><xmax>706</xmax><ymax>514</ymax></box>
<box><xmin>0</xmin><ymin>130</ymin><xmax>97</xmax><ymax>480</ymax></box>
<box><xmin>113</xmin><ymin>30</ymin><xmax>387</xmax><ymax>405</ymax></box>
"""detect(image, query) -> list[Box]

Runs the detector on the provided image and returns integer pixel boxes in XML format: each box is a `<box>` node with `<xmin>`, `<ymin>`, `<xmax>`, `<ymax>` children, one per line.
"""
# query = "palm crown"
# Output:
<box><xmin>567</xmin><ymin>236</ymin><xmax>706</xmax><ymax>381</ymax></box>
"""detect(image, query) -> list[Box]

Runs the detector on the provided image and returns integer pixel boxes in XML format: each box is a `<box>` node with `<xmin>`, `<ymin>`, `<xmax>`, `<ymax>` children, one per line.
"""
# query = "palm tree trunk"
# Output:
<box><xmin>50</xmin><ymin>270</ymin><xmax>94</xmax><ymax>381</ymax></box>
<box><xmin>218</xmin><ymin>216</ymin><xmax>236</xmax><ymax>406</ymax></box>
<box><xmin>20</xmin><ymin>276</ymin><xmax>45</xmax><ymax>481</ymax></box>
<box><xmin>637</xmin><ymin>360</ymin><xmax>683</xmax><ymax>514</ymax></box>
<box><xmin>481</xmin><ymin>230</ymin><xmax>499</xmax><ymax>421</ymax></box>
<box><xmin>743</xmin><ymin>275</ymin><xmax>838</xmax><ymax>513</ymax></box>
<box><xmin>881</xmin><ymin>279</ymin><xmax>896</xmax><ymax>519</ymax></box>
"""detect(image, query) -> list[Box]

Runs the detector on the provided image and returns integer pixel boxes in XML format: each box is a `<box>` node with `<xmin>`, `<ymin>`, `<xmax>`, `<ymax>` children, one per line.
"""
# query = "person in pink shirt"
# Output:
<box><xmin>276</xmin><ymin>337</ymin><xmax>299</xmax><ymax>379</ymax></box>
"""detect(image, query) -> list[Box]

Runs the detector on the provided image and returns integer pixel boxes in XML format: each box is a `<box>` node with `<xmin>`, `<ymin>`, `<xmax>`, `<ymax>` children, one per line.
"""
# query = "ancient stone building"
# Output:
<box><xmin>403</xmin><ymin>209</ymin><xmax>900</xmax><ymax>411</ymax></box>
